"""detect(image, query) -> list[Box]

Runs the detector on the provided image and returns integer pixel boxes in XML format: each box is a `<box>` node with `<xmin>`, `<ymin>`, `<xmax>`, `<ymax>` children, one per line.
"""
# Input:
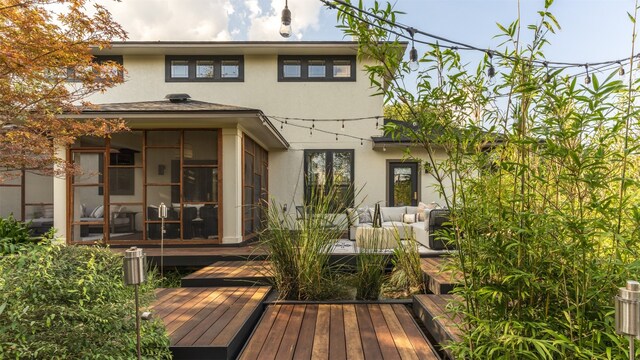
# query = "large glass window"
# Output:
<box><xmin>70</xmin><ymin>130</ymin><xmax>220</xmax><ymax>244</ymax></box>
<box><xmin>304</xmin><ymin>149</ymin><xmax>354</xmax><ymax>210</ymax></box>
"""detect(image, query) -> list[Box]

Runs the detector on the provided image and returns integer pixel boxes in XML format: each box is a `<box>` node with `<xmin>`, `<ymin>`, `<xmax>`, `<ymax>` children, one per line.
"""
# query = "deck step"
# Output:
<box><xmin>239</xmin><ymin>303</ymin><xmax>440</xmax><ymax>359</ymax></box>
<box><xmin>421</xmin><ymin>257</ymin><xmax>462</xmax><ymax>294</ymax></box>
<box><xmin>153</xmin><ymin>286</ymin><xmax>271</xmax><ymax>360</ymax></box>
<box><xmin>181</xmin><ymin>260</ymin><xmax>272</xmax><ymax>287</ymax></box>
<box><xmin>413</xmin><ymin>294</ymin><xmax>464</xmax><ymax>359</ymax></box>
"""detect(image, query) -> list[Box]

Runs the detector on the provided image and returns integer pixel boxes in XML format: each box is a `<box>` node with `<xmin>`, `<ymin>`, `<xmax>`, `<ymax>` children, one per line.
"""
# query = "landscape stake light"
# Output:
<box><xmin>123</xmin><ymin>246</ymin><xmax>147</xmax><ymax>360</ymax></box>
<box><xmin>615</xmin><ymin>280</ymin><xmax>640</xmax><ymax>359</ymax></box>
<box><xmin>159</xmin><ymin>202</ymin><xmax>168</xmax><ymax>283</ymax></box>
<box><xmin>280</xmin><ymin>0</ymin><xmax>292</xmax><ymax>38</ymax></box>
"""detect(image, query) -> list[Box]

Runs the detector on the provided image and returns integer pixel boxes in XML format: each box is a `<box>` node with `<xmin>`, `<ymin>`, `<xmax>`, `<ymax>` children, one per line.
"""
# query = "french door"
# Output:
<box><xmin>388</xmin><ymin>162</ymin><xmax>419</xmax><ymax>206</ymax></box>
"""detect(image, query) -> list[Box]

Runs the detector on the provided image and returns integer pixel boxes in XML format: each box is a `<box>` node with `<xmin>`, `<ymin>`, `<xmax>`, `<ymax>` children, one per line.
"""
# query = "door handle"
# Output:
<box><xmin>413</xmin><ymin>192</ymin><xmax>418</xmax><ymax>200</ymax></box>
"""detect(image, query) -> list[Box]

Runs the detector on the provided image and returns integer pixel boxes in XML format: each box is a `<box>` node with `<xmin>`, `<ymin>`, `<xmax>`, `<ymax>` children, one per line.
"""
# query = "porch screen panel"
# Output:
<box><xmin>70</xmin><ymin>151</ymin><xmax>105</xmax><ymax>242</ymax></box>
<box><xmin>109</xmin><ymin>131</ymin><xmax>143</xmax><ymax>241</ymax></box>
<box><xmin>243</xmin><ymin>136</ymin><xmax>268</xmax><ymax>238</ymax></box>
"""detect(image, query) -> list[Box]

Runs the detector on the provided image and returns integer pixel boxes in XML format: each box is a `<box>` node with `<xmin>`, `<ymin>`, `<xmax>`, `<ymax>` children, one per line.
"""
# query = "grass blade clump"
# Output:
<box><xmin>261</xmin><ymin>185</ymin><xmax>350</xmax><ymax>300</ymax></box>
<box><xmin>354</xmin><ymin>231</ymin><xmax>388</xmax><ymax>300</ymax></box>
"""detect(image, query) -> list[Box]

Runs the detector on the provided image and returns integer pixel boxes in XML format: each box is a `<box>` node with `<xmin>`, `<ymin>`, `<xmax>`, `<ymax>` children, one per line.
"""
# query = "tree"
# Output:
<box><xmin>335</xmin><ymin>0</ymin><xmax>640</xmax><ymax>358</ymax></box>
<box><xmin>0</xmin><ymin>0</ymin><xmax>127</xmax><ymax>181</ymax></box>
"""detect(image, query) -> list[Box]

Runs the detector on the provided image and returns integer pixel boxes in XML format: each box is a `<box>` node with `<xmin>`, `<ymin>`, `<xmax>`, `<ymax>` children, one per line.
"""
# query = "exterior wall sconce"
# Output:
<box><xmin>280</xmin><ymin>0</ymin><xmax>292</xmax><ymax>38</ymax></box>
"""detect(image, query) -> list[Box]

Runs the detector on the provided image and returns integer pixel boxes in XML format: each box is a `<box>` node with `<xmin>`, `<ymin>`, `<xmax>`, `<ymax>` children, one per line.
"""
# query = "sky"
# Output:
<box><xmin>98</xmin><ymin>0</ymin><xmax>638</xmax><ymax>81</ymax></box>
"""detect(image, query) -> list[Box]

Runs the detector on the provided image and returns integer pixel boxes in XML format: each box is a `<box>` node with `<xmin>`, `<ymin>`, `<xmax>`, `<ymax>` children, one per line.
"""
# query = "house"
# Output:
<box><xmin>0</xmin><ymin>41</ymin><xmax>445</xmax><ymax>246</ymax></box>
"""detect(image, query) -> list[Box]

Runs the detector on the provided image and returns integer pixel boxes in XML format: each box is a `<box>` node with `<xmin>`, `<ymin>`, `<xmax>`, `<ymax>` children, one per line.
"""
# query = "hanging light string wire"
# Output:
<box><xmin>322</xmin><ymin>0</ymin><xmax>638</xmax><ymax>70</ymax></box>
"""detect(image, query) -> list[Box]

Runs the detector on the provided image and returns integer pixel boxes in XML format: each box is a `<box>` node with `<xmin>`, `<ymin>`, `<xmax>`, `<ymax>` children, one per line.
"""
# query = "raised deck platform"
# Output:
<box><xmin>153</xmin><ymin>286</ymin><xmax>271</xmax><ymax>360</ymax></box>
<box><xmin>421</xmin><ymin>257</ymin><xmax>462</xmax><ymax>294</ymax></box>
<box><xmin>181</xmin><ymin>260</ymin><xmax>272</xmax><ymax>287</ymax></box>
<box><xmin>413</xmin><ymin>294</ymin><xmax>463</xmax><ymax>359</ymax></box>
<box><xmin>239</xmin><ymin>303</ymin><xmax>439</xmax><ymax>359</ymax></box>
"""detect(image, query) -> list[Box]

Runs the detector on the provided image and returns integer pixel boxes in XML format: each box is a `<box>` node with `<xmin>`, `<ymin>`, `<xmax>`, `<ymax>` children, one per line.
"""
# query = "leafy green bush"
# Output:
<box><xmin>0</xmin><ymin>216</ymin><xmax>52</xmax><ymax>255</ymax></box>
<box><xmin>0</xmin><ymin>245</ymin><xmax>171</xmax><ymax>359</ymax></box>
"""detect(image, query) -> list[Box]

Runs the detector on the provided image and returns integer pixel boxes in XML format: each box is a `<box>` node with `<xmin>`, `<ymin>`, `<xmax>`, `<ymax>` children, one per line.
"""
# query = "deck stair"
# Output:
<box><xmin>421</xmin><ymin>257</ymin><xmax>462</xmax><ymax>294</ymax></box>
<box><xmin>152</xmin><ymin>286</ymin><xmax>271</xmax><ymax>360</ymax></box>
<box><xmin>413</xmin><ymin>294</ymin><xmax>464</xmax><ymax>359</ymax></box>
<box><xmin>181</xmin><ymin>260</ymin><xmax>272</xmax><ymax>287</ymax></box>
<box><xmin>239</xmin><ymin>303</ymin><xmax>440</xmax><ymax>359</ymax></box>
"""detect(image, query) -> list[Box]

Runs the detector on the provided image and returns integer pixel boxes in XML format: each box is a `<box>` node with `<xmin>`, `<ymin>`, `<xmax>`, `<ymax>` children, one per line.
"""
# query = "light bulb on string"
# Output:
<box><xmin>543</xmin><ymin>62</ymin><xmax>550</xmax><ymax>83</ymax></box>
<box><xmin>280</xmin><ymin>121</ymin><xmax>284</xmax><ymax>130</ymax></box>
<box><xmin>375</xmin><ymin>117</ymin><xmax>379</xmax><ymax>129</ymax></box>
<box><xmin>584</xmin><ymin>64</ymin><xmax>591</xmax><ymax>85</ymax></box>
<box><xmin>407</xmin><ymin>27</ymin><xmax>419</xmax><ymax>72</ymax></box>
<box><xmin>360</xmin><ymin>139</ymin><xmax>363</xmax><ymax>146</ymax></box>
<box><xmin>619</xmin><ymin>62</ymin><xmax>625</xmax><ymax>76</ymax></box>
<box><xmin>341</xmin><ymin>120</ymin><xmax>345</xmax><ymax>131</ymax></box>
<box><xmin>279</xmin><ymin>0</ymin><xmax>292</xmax><ymax>38</ymax></box>
<box><xmin>312</xmin><ymin>119</ymin><xmax>315</xmax><ymax>129</ymax></box>
<box><xmin>382</xmin><ymin>144</ymin><xmax>387</xmax><ymax>152</ymax></box>
<box><xmin>335</xmin><ymin>133</ymin><xmax>338</xmax><ymax>141</ymax></box>
<box><xmin>487</xmin><ymin>52</ymin><xmax>495</xmax><ymax>78</ymax></box>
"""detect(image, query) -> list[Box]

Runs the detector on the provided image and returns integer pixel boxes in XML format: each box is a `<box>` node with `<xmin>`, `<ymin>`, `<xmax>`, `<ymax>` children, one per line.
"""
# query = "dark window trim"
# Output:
<box><xmin>303</xmin><ymin>149</ymin><xmax>355</xmax><ymax>209</ymax></box>
<box><xmin>165</xmin><ymin>55</ymin><xmax>244</xmax><ymax>82</ymax></box>
<box><xmin>67</xmin><ymin>55</ymin><xmax>124</xmax><ymax>82</ymax></box>
<box><xmin>278</xmin><ymin>55</ymin><xmax>356</xmax><ymax>82</ymax></box>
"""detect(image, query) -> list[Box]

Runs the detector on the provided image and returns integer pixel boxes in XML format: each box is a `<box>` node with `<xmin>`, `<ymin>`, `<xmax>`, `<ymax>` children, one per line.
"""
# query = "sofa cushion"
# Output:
<box><xmin>406</xmin><ymin>206</ymin><xmax>419</xmax><ymax>215</ymax></box>
<box><xmin>380</xmin><ymin>207</ymin><xmax>406</xmax><ymax>222</ymax></box>
<box><xmin>403</xmin><ymin>213</ymin><xmax>417</xmax><ymax>224</ymax></box>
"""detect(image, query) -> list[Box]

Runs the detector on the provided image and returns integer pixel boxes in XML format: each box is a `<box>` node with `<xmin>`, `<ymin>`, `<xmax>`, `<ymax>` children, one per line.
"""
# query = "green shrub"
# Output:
<box><xmin>0</xmin><ymin>216</ymin><xmax>51</xmax><ymax>255</ymax></box>
<box><xmin>261</xmin><ymin>186</ymin><xmax>351</xmax><ymax>300</ymax></box>
<box><xmin>354</xmin><ymin>234</ymin><xmax>388</xmax><ymax>300</ymax></box>
<box><xmin>0</xmin><ymin>245</ymin><xmax>171</xmax><ymax>359</ymax></box>
<box><xmin>386</xmin><ymin>235</ymin><xmax>424</xmax><ymax>296</ymax></box>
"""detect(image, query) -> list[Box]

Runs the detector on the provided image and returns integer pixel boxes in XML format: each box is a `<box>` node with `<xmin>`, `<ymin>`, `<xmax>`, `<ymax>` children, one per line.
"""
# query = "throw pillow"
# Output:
<box><xmin>80</xmin><ymin>203</ymin><xmax>87</xmax><ymax>218</ymax></box>
<box><xmin>403</xmin><ymin>213</ymin><xmax>417</xmax><ymax>224</ymax></box>
<box><xmin>380</xmin><ymin>206</ymin><xmax>406</xmax><ymax>222</ymax></box>
<box><xmin>92</xmin><ymin>205</ymin><xmax>104</xmax><ymax>219</ymax></box>
<box><xmin>357</xmin><ymin>207</ymin><xmax>372</xmax><ymax>223</ymax></box>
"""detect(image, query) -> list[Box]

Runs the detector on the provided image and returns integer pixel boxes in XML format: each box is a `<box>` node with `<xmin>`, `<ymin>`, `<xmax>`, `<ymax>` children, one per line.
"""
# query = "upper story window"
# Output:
<box><xmin>278</xmin><ymin>55</ymin><xmax>356</xmax><ymax>82</ymax></box>
<box><xmin>165</xmin><ymin>56</ymin><xmax>244</xmax><ymax>82</ymax></box>
<box><xmin>66</xmin><ymin>55</ymin><xmax>124</xmax><ymax>82</ymax></box>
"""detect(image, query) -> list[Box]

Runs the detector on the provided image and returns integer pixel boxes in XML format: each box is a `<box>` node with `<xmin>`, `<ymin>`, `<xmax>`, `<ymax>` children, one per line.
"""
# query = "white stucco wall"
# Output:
<box><xmin>71</xmin><ymin>49</ymin><xmax>448</xmax><ymax>242</ymax></box>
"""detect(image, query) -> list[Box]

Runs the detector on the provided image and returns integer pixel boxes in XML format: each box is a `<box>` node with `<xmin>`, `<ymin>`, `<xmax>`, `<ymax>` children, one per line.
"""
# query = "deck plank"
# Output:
<box><xmin>292</xmin><ymin>304</ymin><xmax>318</xmax><ymax>360</ymax></box>
<box><xmin>329</xmin><ymin>304</ymin><xmax>347</xmax><ymax>360</ymax></box>
<box><xmin>421</xmin><ymin>257</ymin><xmax>462</xmax><ymax>295</ymax></box>
<box><xmin>413</xmin><ymin>294</ymin><xmax>464</xmax><ymax>359</ymax></box>
<box><xmin>343</xmin><ymin>304</ymin><xmax>365</xmax><ymax>360</ymax></box>
<box><xmin>182</xmin><ymin>260</ymin><xmax>272</xmax><ymax>287</ymax></box>
<box><xmin>380</xmin><ymin>304</ymin><xmax>418</xmax><ymax>360</ymax></box>
<box><xmin>312</xmin><ymin>304</ymin><xmax>331</xmax><ymax>360</ymax></box>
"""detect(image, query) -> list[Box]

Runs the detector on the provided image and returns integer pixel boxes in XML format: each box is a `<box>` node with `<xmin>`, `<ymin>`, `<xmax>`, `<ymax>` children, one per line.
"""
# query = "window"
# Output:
<box><xmin>0</xmin><ymin>169</ymin><xmax>54</xmax><ymax>236</ymax></box>
<box><xmin>333</xmin><ymin>60</ymin><xmax>351</xmax><ymax>78</ymax></box>
<box><xmin>304</xmin><ymin>150</ymin><xmax>354</xmax><ymax>210</ymax></box>
<box><xmin>278</xmin><ymin>56</ymin><xmax>356</xmax><ymax>82</ymax></box>
<box><xmin>67</xmin><ymin>55</ymin><xmax>124</xmax><ymax>82</ymax></box>
<box><xmin>283</xmin><ymin>60</ymin><xmax>301</xmax><ymax>78</ymax></box>
<box><xmin>165</xmin><ymin>56</ymin><xmax>244</xmax><ymax>82</ymax></box>
<box><xmin>308</xmin><ymin>60</ymin><xmax>326</xmax><ymax>78</ymax></box>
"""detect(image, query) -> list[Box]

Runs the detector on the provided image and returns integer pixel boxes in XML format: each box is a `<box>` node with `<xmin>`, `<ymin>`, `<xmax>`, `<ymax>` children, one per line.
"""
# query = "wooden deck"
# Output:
<box><xmin>111</xmin><ymin>245</ymin><xmax>267</xmax><ymax>267</ymax></box>
<box><xmin>239</xmin><ymin>303</ymin><xmax>439</xmax><ymax>360</ymax></box>
<box><xmin>152</xmin><ymin>286</ymin><xmax>271</xmax><ymax>360</ymax></box>
<box><xmin>181</xmin><ymin>260</ymin><xmax>273</xmax><ymax>287</ymax></box>
<box><xmin>421</xmin><ymin>257</ymin><xmax>462</xmax><ymax>295</ymax></box>
<box><xmin>413</xmin><ymin>294</ymin><xmax>463</xmax><ymax>359</ymax></box>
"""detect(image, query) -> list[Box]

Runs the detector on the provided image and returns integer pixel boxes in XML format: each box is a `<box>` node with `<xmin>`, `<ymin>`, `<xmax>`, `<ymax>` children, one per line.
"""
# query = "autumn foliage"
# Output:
<box><xmin>0</xmin><ymin>0</ymin><xmax>127</xmax><ymax>180</ymax></box>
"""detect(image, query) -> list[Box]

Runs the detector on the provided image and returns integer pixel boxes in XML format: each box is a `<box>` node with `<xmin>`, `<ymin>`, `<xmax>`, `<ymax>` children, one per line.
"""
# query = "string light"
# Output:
<box><xmin>584</xmin><ymin>64</ymin><xmax>591</xmax><ymax>85</ymax></box>
<box><xmin>543</xmin><ymin>62</ymin><xmax>550</xmax><ymax>83</ymax></box>
<box><xmin>408</xmin><ymin>27</ymin><xmax>419</xmax><ymax>72</ymax></box>
<box><xmin>361</xmin><ymin>139</ymin><xmax>364</xmax><ymax>145</ymax></box>
<box><xmin>279</xmin><ymin>0</ymin><xmax>292</xmax><ymax>38</ymax></box>
<box><xmin>383</xmin><ymin>144</ymin><xmax>387</xmax><ymax>152</ymax></box>
<box><xmin>487</xmin><ymin>52</ymin><xmax>495</xmax><ymax>78</ymax></box>
<box><xmin>341</xmin><ymin>120</ymin><xmax>345</xmax><ymax>130</ymax></box>
<box><xmin>323</xmin><ymin>0</ymin><xmax>637</xmax><ymax>71</ymax></box>
<box><xmin>335</xmin><ymin>133</ymin><xmax>339</xmax><ymax>141</ymax></box>
<box><xmin>619</xmin><ymin>61</ymin><xmax>625</xmax><ymax>76</ymax></box>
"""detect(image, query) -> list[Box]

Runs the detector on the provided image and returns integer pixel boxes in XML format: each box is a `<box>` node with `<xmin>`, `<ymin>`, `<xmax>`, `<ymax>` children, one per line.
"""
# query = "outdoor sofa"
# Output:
<box><xmin>346</xmin><ymin>203</ymin><xmax>453</xmax><ymax>250</ymax></box>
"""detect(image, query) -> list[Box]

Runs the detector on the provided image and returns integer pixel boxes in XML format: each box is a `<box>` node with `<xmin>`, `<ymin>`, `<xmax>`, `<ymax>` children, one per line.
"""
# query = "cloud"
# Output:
<box><xmin>245</xmin><ymin>0</ymin><xmax>323</xmax><ymax>40</ymax></box>
<box><xmin>101</xmin><ymin>0</ymin><xmax>235</xmax><ymax>41</ymax></box>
